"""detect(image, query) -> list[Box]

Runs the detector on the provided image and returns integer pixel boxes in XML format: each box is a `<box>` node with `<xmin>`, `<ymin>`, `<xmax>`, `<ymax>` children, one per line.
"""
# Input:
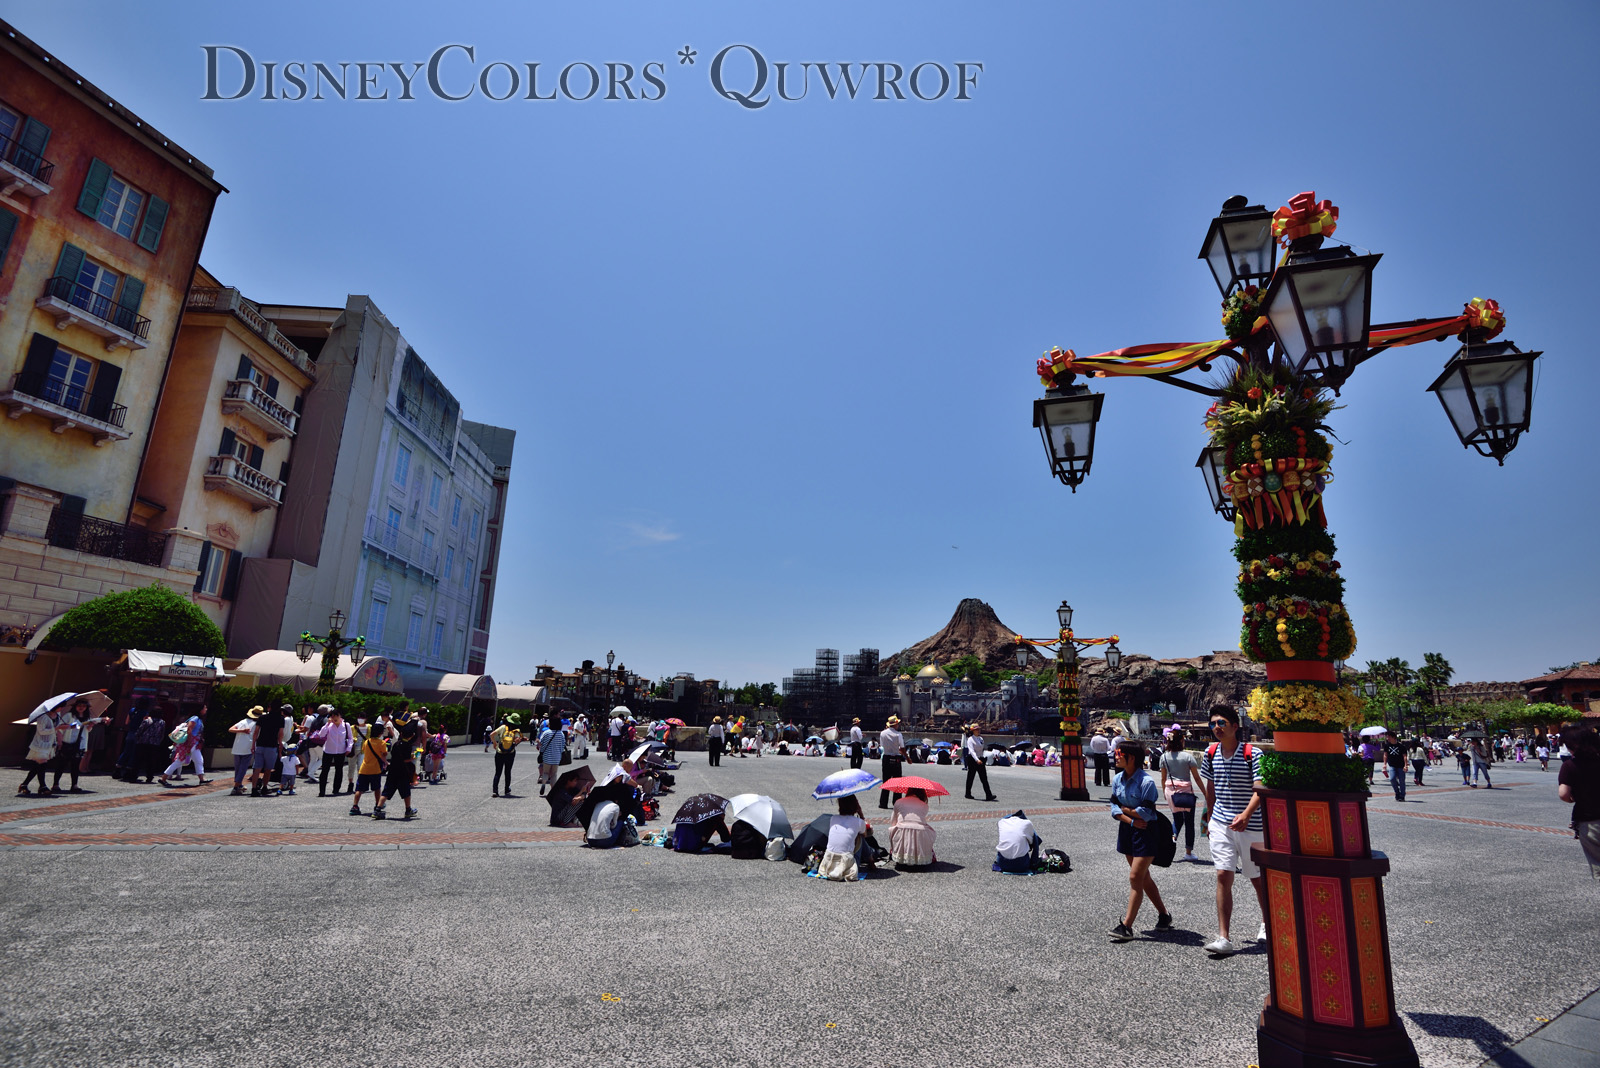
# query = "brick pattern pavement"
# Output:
<box><xmin>0</xmin><ymin>780</ymin><xmax>228</xmax><ymax>823</ymax></box>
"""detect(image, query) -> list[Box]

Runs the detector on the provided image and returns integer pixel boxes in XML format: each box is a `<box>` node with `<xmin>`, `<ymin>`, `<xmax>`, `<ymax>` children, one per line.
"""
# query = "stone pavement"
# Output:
<box><xmin>0</xmin><ymin>750</ymin><xmax>1594</xmax><ymax>1068</ymax></box>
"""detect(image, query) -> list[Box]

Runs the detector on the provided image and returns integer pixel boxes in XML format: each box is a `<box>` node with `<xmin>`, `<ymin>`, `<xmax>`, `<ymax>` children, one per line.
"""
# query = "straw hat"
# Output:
<box><xmin>887</xmin><ymin>715</ymin><xmax>901</xmax><ymax>726</ymax></box>
<box><xmin>246</xmin><ymin>705</ymin><xmax>264</xmax><ymax>720</ymax></box>
<box><xmin>713</xmin><ymin>716</ymin><xmax>723</xmax><ymax>723</ymax></box>
<box><xmin>852</xmin><ymin>718</ymin><xmax>861</xmax><ymax>724</ymax></box>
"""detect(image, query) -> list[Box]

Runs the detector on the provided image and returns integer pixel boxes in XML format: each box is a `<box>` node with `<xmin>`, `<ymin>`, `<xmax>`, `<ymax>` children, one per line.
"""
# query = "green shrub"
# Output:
<box><xmin>46</xmin><ymin>584</ymin><xmax>225</xmax><ymax>656</ymax></box>
<box><xmin>1260</xmin><ymin>751</ymin><xmax>1369</xmax><ymax>795</ymax></box>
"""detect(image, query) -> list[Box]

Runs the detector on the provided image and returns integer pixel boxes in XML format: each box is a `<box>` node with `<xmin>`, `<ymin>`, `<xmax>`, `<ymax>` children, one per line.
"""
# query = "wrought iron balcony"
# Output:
<box><xmin>221</xmin><ymin>378</ymin><xmax>297</xmax><ymax>439</ymax></box>
<box><xmin>1</xmin><ymin>370</ymin><xmax>130</xmax><ymax>444</ymax></box>
<box><xmin>46</xmin><ymin>510</ymin><xmax>166</xmax><ymax>567</ymax></box>
<box><xmin>361</xmin><ymin>513</ymin><xmax>439</xmax><ymax>576</ymax></box>
<box><xmin>185</xmin><ymin>287</ymin><xmax>315</xmax><ymax>378</ymax></box>
<box><xmin>0</xmin><ymin>130</ymin><xmax>54</xmax><ymax>198</ymax></box>
<box><xmin>204</xmin><ymin>453</ymin><xmax>283</xmax><ymax>510</ymax></box>
<box><xmin>36</xmin><ymin>276</ymin><xmax>151</xmax><ymax>350</ymax></box>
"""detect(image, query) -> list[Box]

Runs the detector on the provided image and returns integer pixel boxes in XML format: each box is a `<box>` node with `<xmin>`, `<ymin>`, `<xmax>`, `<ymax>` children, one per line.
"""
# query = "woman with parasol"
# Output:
<box><xmin>887</xmin><ymin>785</ymin><xmax>939</xmax><ymax>869</ymax></box>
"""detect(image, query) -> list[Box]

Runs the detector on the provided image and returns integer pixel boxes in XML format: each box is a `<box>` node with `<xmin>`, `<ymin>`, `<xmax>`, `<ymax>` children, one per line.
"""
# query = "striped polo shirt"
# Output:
<box><xmin>1202</xmin><ymin>741</ymin><xmax>1263</xmax><ymax>831</ymax></box>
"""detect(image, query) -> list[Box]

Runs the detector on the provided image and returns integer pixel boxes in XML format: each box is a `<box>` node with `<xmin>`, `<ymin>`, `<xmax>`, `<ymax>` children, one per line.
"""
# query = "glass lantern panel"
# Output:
<box><xmin>1465</xmin><ymin>359</ymin><xmax>1529</xmax><ymax>428</ymax></box>
<box><xmin>1266</xmin><ymin>282</ymin><xmax>1308</xmax><ymax>362</ymax></box>
<box><xmin>1204</xmin><ymin>230</ymin><xmax>1233</xmax><ymax>294</ymax></box>
<box><xmin>1292</xmin><ymin>262</ymin><xmax>1368</xmax><ymax>355</ymax></box>
<box><xmin>1435</xmin><ymin>375</ymin><xmax>1479</xmax><ymax>441</ymax></box>
<box><xmin>1042</xmin><ymin>400</ymin><xmax>1096</xmax><ymax>463</ymax></box>
<box><xmin>1222</xmin><ymin>217</ymin><xmax>1274</xmax><ymax>282</ymax></box>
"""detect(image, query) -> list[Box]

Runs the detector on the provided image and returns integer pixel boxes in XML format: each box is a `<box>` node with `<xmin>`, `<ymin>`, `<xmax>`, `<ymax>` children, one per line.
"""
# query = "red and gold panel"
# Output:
<box><xmin>1267</xmin><ymin>868</ymin><xmax>1302</xmax><ymax>1017</ymax></box>
<box><xmin>1301</xmin><ymin>875</ymin><xmax>1355</xmax><ymax>1027</ymax></box>
<box><xmin>1295</xmin><ymin>800</ymin><xmax>1335</xmax><ymax>857</ymax></box>
<box><xmin>1337</xmin><ymin>801</ymin><xmax>1365</xmax><ymax>857</ymax></box>
<box><xmin>1350</xmin><ymin>876</ymin><xmax>1390</xmax><ymax>1027</ymax></box>
<box><xmin>1266</xmin><ymin>797</ymin><xmax>1291</xmax><ymax>852</ymax></box>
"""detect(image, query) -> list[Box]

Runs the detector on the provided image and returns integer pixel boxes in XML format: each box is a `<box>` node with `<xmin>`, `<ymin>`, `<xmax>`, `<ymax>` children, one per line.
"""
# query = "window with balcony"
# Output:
<box><xmin>236</xmin><ymin>354</ymin><xmax>279</xmax><ymax>397</ymax></box>
<box><xmin>422</xmin><ymin>529</ymin><xmax>435</xmax><ymax>559</ymax></box>
<box><xmin>443</xmin><ymin>546</ymin><xmax>454</xmax><ymax>580</ymax></box>
<box><xmin>369</xmin><ymin>597</ymin><xmax>389</xmax><ymax>645</ymax></box>
<box><xmin>0</xmin><ymin>103</ymin><xmax>54</xmax><ymax>189</ymax></box>
<box><xmin>393</xmin><ymin>444</ymin><xmax>411</xmax><ymax>488</ymax></box>
<box><xmin>451</xmin><ymin>495</ymin><xmax>462</xmax><ymax>528</ymax></box>
<box><xmin>77</xmin><ymin>158</ymin><xmax>168</xmax><ymax>251</ymax></box>
<box><xmin>385</xmin><ymin>507</ymin><xmax>402</xmax><ymax>547</ymax></box>
<box><xmin>429</xmin><ymin>473</ymin><xmax>443</xmax><ymax>511</ymax></box>
<box><xmin>219</xmin><ymin>428</ymin><xmax>264</xmax><ymax>471</ymax></box>
<box><xmin>470</xmin><ymin>509</ymin><xmax>480</xmax><ymax>542</ymax></box>
<box><xmin>3</xmin><ymin>333</ymin><xmax>128</xmax><ymax>438</ymax></box>
<box><xmin>43</xmin><ymin>244</ymin><xmax>148</xmax><ymax>345</ymax></box>
<box><xmin>431</xmin><ymin>621</ymin><xmax>445</xmax><ymax>657</ymax></box>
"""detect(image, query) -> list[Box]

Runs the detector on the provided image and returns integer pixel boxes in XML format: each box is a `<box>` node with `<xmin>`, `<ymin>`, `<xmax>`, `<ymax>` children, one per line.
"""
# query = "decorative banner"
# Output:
<box><xmin>1272</xmin><ymin>191</ymin><xmax>1339</xmax><ymax>246</ymax></box>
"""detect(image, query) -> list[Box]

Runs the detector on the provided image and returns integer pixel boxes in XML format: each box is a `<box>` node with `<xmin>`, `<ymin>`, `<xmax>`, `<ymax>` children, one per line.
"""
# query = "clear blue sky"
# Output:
<box><xmin>25</xmin><ymin>2</ymin><xmax>1599</xmax><ymax>687</ymax></box>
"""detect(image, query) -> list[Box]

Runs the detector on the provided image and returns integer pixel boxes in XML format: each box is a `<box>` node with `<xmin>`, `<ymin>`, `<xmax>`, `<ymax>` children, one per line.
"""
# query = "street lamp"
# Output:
<box><xmin>1427</xmin><ymin>340</ymin><xmax>1541</xmax><ymax>465</ymax></box>
<box><xmin>1198</xmin><ymin>197</ymin><xmax>1277</xmax><ymax>297</ymax></box>
<box><xmin>294</xmin><ymin>612</ymin><xmax>367</xmax><ymax>695</ymax></box>
<box><xmin>1015</xmin><ymin>643</ymin><xmax>1030</xmax><ymax>669</ymax></box>
<box><xmin>1014</xmin><ymin>602</ymin><xmax>1120</xmax><ymax>801</ymax></box>
<box><xmin>1262</xmin><ymin>245</ymin><xmax>1381</xmax><ymax>388</ymax></box>
<box><xmin>1105</xmin><ymin>643</ymin><xmax>1123</xmax><ymax>671</ymax></box>
<box><xmin>1195</xmin><ymin>445</ymin><xmax>1235</xmax><ymax>521</ymax></box>
<box><xmin>1056</xmin><ymin>601</ymin><xmax>1073</xmax><ymax>630</ymax></box>
<box><xmin>1033</xmin><ymin>386</ymin><xmax>1105</xmax><ymax>492</ymax></box>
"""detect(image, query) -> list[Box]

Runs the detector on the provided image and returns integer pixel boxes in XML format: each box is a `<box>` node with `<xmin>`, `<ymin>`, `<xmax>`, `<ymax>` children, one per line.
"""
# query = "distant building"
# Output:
<box><xmin>0</xmin><ymin>21</ymin><xmax>224</xmax><ymax>642</ymax></box>
<box><xmin>1520</xmin><ymin>664</ymin><xmax>1600</xmax><ymax>716</ymax></box>
<box><xmin>1437</xmin><ymin>680</ymin><xmax>1525</xmax><ymax>707</ymax></box>
<box><xmin>228</xmin><ymin>295</ymin><xmax>513</xmax><ymax>677</ymax></box>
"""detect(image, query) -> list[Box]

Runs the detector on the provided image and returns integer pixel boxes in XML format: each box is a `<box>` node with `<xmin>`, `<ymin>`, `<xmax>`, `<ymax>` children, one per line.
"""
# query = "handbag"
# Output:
<box><xmin>1171</xmin><ymin>791</ymin><xmax>1198</xmax><ymax>809</ymax></box>
<box><xmin>1150</xmin><ymin>811</ymin><xmax>1177</xmax><ymax>867</ymax></box>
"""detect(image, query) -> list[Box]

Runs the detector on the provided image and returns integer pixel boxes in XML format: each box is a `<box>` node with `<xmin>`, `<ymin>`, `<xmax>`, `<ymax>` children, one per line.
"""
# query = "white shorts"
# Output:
<box><xmin>1208</xmin><ymin>817</ymin><xmax>1264</xmax><ymax>880</ymax></box>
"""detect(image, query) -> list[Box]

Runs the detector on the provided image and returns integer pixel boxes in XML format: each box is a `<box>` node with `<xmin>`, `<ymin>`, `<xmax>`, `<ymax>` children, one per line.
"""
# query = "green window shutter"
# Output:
<box><xmin>247</xmin><ymin>444</ymin><xmax>264</xmax><ymax>471</ymax></box>
<box><xmin>264</xmin><ymin>375</ymin><xmax>279</xmax><ymax>398</ymax></box>
<box><xmin>236</xmin><ymin>354</ymin><xmax>254</xmax><ymax>380</ymax></box>
<box><xmin>17</xmin><ymin>118</ymin><xmax>50</xmax><ymax>179</ymax></box>
<box><xmin>221</xmin><ymin>551</ymin><xmax>243</xmax><ymax>601</ymax></box>
<box><xmin>53</xmin><ymin>242</ymin><xmax>86</xmax><ymax>285</ymax></box>
<box><xmin>20</xmin><ymin>333</ymin><xmax>59</xmax><ymax>390</ymax></box>
<box><xmin>219</xmin><ymin>427</ymin><xmax>236</xmax><ymax>457</ymax></box>
<box><xmin>193</xmin><ymin>542</ymin><xmax>212</xmax><ymax>592</ymax></box>
<box><xmin>86</xmin><ymin>360</ymin><xmax>121</xmax><ymax>423</ymax></box>
<box><xmin>77</xmin><ymin>158</ymin><xmax>112</xmax><ymax>219</ymax></box>
<box><xmin>117</xmin><ymin>275</ymin><xmax>144</xmax><ymax>313</ymax></box>
<box><xmin>0</xmin><ymin>209</ymin><xmax>17</xmax><ymax>271</ymax></box>
<box><xmin>136</xmin><ymin>195</ymin><xmax>169</xmax><ymax>252</ymax></box>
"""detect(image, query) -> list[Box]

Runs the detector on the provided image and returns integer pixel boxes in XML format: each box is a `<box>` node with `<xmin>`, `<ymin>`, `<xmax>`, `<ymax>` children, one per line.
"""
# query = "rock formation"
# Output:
<box><xmin>879</xmin><ymin>598</ymin><xmax>1032</xmax><ymax>677</ymax></box>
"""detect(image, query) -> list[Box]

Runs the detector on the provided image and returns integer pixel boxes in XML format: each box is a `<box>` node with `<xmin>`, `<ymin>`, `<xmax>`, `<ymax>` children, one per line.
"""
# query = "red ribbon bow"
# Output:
<box><xmin>1271</xmin><ymin>192</ymin><xmax>1339</xmax><ymax>247</ymax></box>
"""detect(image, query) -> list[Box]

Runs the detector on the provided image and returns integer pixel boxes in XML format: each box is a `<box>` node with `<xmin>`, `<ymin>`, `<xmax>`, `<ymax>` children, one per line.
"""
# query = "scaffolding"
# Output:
<box><xmin>783</xmin><ymin>648</ymin><xmax>896</xmax><ymax>730</ymax></box>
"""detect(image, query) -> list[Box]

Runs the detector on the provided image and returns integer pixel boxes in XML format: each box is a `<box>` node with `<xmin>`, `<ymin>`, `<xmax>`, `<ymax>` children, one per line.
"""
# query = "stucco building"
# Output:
<box><xmin>0</xmin><ymin>20</ymin><xmax>224</xmax><ymax>643</ymax></box>
<box><xmin>228</xmin><ymin>295</ymin><xmax>514</xmax><ymax>678</ymax></box>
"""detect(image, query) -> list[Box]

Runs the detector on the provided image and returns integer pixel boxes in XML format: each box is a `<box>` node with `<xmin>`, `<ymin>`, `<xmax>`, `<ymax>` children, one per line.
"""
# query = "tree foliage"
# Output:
<box><xmin>45</xmin><ymin>584</ymin><xmax>225</xmax><ymax>656</ymax></box>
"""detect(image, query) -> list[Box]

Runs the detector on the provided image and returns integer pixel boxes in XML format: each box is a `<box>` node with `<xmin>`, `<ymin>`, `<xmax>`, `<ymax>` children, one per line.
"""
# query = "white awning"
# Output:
<box><xmin>124</xmin><ymin>649</ymin><xmax>233</xmax><ymax>680</ymax></box>
<box><xmin>231</xmin><ymin>649</ymin><xmax>404</xmax><ymax>695</ymax></box>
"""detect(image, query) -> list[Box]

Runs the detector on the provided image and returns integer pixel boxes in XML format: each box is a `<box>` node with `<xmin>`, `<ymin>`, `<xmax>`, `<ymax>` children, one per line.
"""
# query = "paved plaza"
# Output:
<box><xmin>0</xmin><ymin>749</ymin><xmax>1595</xmax><ymax>1068</ymax></box>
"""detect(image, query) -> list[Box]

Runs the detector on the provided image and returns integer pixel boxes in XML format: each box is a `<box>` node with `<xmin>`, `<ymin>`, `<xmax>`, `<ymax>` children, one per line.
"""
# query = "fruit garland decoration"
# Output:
<box><xmin>1206</xmin><ymin>364</ymin><xmax>1362</xmax><ymax>731</ymax></box>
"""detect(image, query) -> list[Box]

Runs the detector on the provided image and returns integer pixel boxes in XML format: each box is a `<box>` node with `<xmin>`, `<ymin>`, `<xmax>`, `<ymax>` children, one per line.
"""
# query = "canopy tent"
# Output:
<box><xmin>495</xmin><ymin>684</ymin><xmax>549</xmax><ymax>711</ymax></box>
<box><xmin>232</xmin><ymin>649</ymin><xmax>404</xmax><ymax>695</ymax></box>
<box><xmin>404</xmin><ymin>673</ymin><xmax>499</xmax><ymax>738</ymax></box>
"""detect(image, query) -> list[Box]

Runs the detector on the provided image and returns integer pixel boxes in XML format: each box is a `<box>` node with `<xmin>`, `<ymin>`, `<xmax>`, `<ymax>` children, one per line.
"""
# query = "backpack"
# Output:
<box><xmin>1205</xmin><ymin>742</ymin><xmax>1253</xmax><ymax>760</ymax></box>
<box><xmin>1042</xmin><ymin>848</ymin><xmax>1072</xmax><ymax>873</ymax></box>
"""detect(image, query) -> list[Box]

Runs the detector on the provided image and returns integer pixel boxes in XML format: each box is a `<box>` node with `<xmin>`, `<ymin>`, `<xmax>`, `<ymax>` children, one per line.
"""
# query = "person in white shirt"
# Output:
<box><xmin>609</xmin><ymin>714</ymin><xmax>624</xmax><ymax>760</ymax></box>
<box><xmin>877</xmin><ymin>716</ymin><xmax>906</xmax><ymax>810</ymax></box>
<box><xmin>994</xmin><ymin>811</ymin><xmax>1040</xmax><ymax>873</ymax></box>
<box><xmin>707</xmin><ymin>717</ymin><xmax>726</xmax><ymax>767</ymax></box>
<box><xmin>817</xmin><ymin>795</ymin><xmax>868</xmax><ymax>882</ymax></box>
<box><xmin>963</xmin><ymin>724</ymin><xmax>997</xmax><ymax>802</ymax></box>
<box><xmin>586</xmin><ymin>801</ymin><xmax>623</xmax><ymax>848</ymax></box>
<box><xmin>317</xmin><ymin>707</ymin><xmax>354</xmax><ymax>797</ymax></box>
<box><xmin>229</xmin><ymin>708</ymin><xmax>260</xmax><ymax>796</ymax></box>
<box><xmin>1089</xmin><ymin>729</ymin><xmax>1113</xmax><ymax>787</ymax></box>
<box><xmin>848</xmin><ymin>719</ymin><xmax>865</xmax><ymax>770</ymax></box>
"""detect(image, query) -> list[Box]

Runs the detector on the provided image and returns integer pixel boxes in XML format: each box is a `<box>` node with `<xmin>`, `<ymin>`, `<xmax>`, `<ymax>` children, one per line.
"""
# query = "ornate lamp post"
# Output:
<box><xmin>295</xmin><ymin>608</ymin><xmax>366</xmax><ymax>696</ymax></box>
<box><xmin>1028</xmin><ymin>192</ymin><xmax>1545</xmax><ymax>1068</ymax></box>
<box><xmin>1014</xmin><ymin>599</ymin><xmax>1122</xmax><ymax>801</ymax></box>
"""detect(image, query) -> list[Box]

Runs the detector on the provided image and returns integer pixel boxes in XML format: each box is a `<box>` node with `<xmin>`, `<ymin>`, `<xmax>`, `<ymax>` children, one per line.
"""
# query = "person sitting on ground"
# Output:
<box><xmin>673</xmin><ymin>814</ymin><xmax>731</xmax><ymax>853</ymax></box>
<box><xmin>729</xmin><ymin>817</ymin><xmax>769</xmax><ymax>860</ymax></box>
<box><xmin>993</xmin><ymin>810</ymin><xmax>1041</xmax><ymax>874</ymax></box>
<box><xmin>889</xmin><ymin>787</ymin><xmax>937</xmax><ymax>869</ymax></box>
<box><xmin>817</xmin><ymin>796</ymin><xmax>868</xmax><ymax>882</ymax></box>
<box><xmin>586</xmin><ymin>801</ymin><xmax>624</xmax><ymax>848</ymax></box>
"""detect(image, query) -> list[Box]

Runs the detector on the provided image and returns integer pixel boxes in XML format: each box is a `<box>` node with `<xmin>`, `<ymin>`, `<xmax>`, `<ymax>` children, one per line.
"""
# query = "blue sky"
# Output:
<box><xmin>24</xmin><ymin>2</ymin><xmax>1599</xmax><ymax>687</ymax></box>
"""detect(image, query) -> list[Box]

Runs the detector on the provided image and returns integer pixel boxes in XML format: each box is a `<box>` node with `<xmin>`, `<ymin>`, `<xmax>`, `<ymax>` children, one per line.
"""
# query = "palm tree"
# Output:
<box><xmin>1418</xmin><ymin>652</ymin><xmax>1454</xmax><ymax>708</ymax></box>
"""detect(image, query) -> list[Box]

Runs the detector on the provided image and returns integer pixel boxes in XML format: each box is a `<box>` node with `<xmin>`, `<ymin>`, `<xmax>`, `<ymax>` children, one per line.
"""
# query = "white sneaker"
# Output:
<box><xmin>1204</xmin><ymin>937</ymin><xmax>1237</xmax><ymax>956</ymax></box>
<box><xmin>1256</xmin><ymin>922</ymin><xmax>1268</xmax><ymax>943</ymax></box>
<box><xmin>1183</xmin><ymin>851</ymin><xmax>1199</xmax><ymax>862</ymax></box>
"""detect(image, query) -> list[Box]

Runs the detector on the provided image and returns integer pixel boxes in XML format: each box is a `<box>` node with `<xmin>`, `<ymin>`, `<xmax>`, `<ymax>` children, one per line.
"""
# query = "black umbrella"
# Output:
<box><xmin>1010</xmin><ymin>741</ymin><xmax>1038</xmax><ymax>751</ymax></box>
<box><xmin>546</xmin><ymin>766</ymin><xmax>597</xmax><ymax>827</ymax></box>
<box><xmin>786</xmin><ymin>815</ymin><xmax>830</xmax><ymax>864</ymax></box>
<box><xmin>575</xmin><ymin>780</ymin><xmax>644</xmax><ymax>829</ymax></box>
<box><xmin>672</xmin><ymin>793</ymin><xmax>729</xmax><ymax>826</ymax></box>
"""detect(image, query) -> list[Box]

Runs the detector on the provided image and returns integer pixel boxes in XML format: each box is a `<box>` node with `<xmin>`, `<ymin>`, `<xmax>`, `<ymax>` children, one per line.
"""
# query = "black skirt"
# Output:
<box><xmin>1117</xmin><ymin>820</ymin><xmax>1156</xmax><ymax>857</ymax></box>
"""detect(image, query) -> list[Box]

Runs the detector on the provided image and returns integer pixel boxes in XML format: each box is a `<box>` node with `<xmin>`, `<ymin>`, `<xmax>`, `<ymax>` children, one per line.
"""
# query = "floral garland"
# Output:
<box><xmin>1271</xmin><ymin>191</ymin><xmax>1339</xmax><ymax>247</ymax></box>
<box><xmin>1238</xmin><ymin>551</ymin><xmax>1340</xmax><ymax>584</ymax></box>
<box><xmin>1247</xmin><ymin>682</ymin><xmax>1365</xmax><ymax>730</ymax></box>
<box><xmin>1220</xmin><ymin>285</ymin><xmax>1265</xmax><ymax>341</ymax></box>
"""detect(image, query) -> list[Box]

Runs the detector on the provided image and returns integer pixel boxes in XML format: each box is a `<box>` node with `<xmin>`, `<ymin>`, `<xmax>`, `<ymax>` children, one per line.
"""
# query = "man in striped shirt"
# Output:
<box><xmin>1199</xmin><ymin>705</ymin><xmax>1267</xmax><ymax>956</ymax></box>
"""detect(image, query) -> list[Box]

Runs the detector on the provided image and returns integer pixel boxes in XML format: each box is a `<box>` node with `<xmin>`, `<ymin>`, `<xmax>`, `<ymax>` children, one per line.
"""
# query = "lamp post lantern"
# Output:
<box><xmin>294</xmin><ymin>612</ymin><xmax>367</xmax><ymax>696</ymax></box>
<box><xmin>1023</xmin><ymin>191</ymin><xmax>1546</xmax><ymax>1068</ymax></box>
<box><xmin>1014</xmin><ymin>602</ymin><xmax>1120</xmax><ymax>801</ymax></box>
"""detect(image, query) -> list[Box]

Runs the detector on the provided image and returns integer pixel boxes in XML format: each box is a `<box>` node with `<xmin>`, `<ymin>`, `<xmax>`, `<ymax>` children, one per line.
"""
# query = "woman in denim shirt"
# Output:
<box><xmin>1109</xmin><ymin>742</ymin><xmax>1171</xmax><ymax>942</ymax></box>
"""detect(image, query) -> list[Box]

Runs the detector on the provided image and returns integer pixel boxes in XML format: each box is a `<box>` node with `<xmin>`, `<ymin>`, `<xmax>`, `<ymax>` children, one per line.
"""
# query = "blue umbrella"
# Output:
<box><xmin>932</xmin><ymin>741</ymin><xmax>955</xmax><ymax>749</ymax></box>
<box><xmin>805</xmin><ymin>735</ymin><xmax>825</xmax><ymax>743</ymax></box>
<box><xmin>812</xmin><ymin>768</ymin><xmax>879</xmax><ymax>800</ymax></box>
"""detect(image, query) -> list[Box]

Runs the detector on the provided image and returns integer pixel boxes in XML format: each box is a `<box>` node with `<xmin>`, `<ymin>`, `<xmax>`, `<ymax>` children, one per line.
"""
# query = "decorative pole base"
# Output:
<box><xmin>1059</xmin><ymin>735</ymin><xmax>1089</xmax><ymax>801</ymax></box>
<box><xmin>1253</xmin><ymin>787</ymin><xmax>1419</xmax><ymax>1068</ymax></box>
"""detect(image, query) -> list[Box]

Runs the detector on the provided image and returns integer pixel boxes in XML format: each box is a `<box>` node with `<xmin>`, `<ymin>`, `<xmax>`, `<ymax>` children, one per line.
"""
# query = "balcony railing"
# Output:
<box><xmin>1</xmin><ymin>370</ymin><xmax>131</xmax><ymax>444</ymax></box>
<box><xmin>0</xmin><ymin>131</ymin><xmax>54</xmax><ymax>197</ymax></box>
<box><xmin>361</xmin><ymin>513</ymin><xmax>439</xmax><ymax>576</ymax></box>
<box><xmin>46</xmin><ymin>510</ymin><xmax>166</xmax><ymax>567</ymax></box>
<box><xmin>185</xmin><ymin>287</ymin><xmax>316</xmax><ymax>378</ymax></box>
<box><xmin>38</xmin><ymin>276</ymin><xmax>151</xmax><ymax>349</ymax></box>
<box><xmin>204</xmin><ymin>453</ymin><xmax>283</xmax><ymax>510</ymax></box>
<box><xmin>395</xmin><ymin>392</ymin><xmax>456</xmax><ymax>460</ymax></box>
<box><xmin>221</xmin><ymin>378</ymin><xmax>297</xmax><ymax>439</ymax></box>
